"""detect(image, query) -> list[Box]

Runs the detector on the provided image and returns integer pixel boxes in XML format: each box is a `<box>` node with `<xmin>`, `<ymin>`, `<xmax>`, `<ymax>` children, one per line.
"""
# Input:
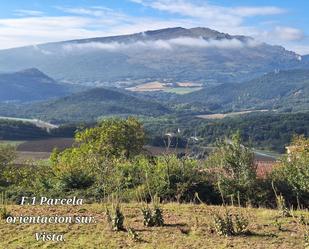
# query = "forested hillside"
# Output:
<box><xmin>0</xmin><ymin>68</ymin><xmax>70</xmax><ymax>102</ymax></box>
<box><xmin>181</xmin><ymin>69</ymin><xmax>309</xmax><ymax>112</ymax></box>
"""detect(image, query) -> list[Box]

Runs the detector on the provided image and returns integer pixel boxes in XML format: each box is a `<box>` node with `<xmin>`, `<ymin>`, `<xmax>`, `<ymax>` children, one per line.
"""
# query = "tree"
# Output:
<box><xmin>75</xmin><ymin>117</ymin><xmax>145</xmax><ymax>159</ymax></box>
<box><xmin>205</xmin><ymin>132</ymin><xmax>256</xmax><ymax>205</ymax></box>
<box><xmin>274</xmin><ymin>136</ymin><xmax>309</xmax><ymax>198</ymax></box>
<box><xmin>50</xmin><ymin>117</ymin><xmax>145</xmax><ymax>191</ymax></box>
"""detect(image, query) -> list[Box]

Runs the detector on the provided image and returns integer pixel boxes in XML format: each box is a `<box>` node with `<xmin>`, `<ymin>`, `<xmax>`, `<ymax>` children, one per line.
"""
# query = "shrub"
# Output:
<box><xmin>141</xmin><ymin>196</ymin><xmax>164</xmax><ymax>227</ymax></box>
<box><xmin>213</xmin><ymin>209</ymin><xmax>249</xmax><ymax>236</ymax></box>
<box><xmin>127</xmin><ymin>228</ymin><xmax>140</xmax><ymax>242</ymax></box>
<box><xmin>234</xmin><ymin>213</ymin><xmax>249</xmax><ymax>234</ymax></box>
<box><xmin>106</xmin><ymin>205</ymin><xmax>125</xmax><ymax>231</ymax></box>
<box><xmin>0</xmin><ymin>207</ymin><xmax>11</xmax><ymax>220</ymax></box>
<box><xmin>141</xmin><ymin>207</ymin><xmax>153</xmax><ymax>227</ymax></box>
<box><xmin>152</xmin><ymin>207</ymin><xmax>164</xmax><ymax>226</ymax></box>
<box><xmin>105</xmin><ymin>195</ymin><xmax>125</xmax><ymax>231</ymax></box>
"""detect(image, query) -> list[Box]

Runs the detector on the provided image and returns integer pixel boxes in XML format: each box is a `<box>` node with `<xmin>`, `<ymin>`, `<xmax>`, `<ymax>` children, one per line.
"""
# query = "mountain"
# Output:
<box><xmin>0</xmin><ymin>88</ymin><xmax>170</xmax><ymax>123</ymax></box>
<box><xmin>181</xmin><ymin>69</ymin><xmax>309</xmax><ymax>112</ymax></box>
<box><xmin>0</xmin><ymin>68</ymin><xmax>70</xmax><ymax>102</ymax></box>
<box><xmin>0</xmin><ymin>27</ymin><xmax>304</xmax><ymax>86</ymax></box>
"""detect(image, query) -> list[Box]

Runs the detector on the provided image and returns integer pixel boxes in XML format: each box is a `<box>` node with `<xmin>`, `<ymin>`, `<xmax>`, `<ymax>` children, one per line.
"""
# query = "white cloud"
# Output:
<box><xmin>131</xmin><ymin>0</ymin><xmax>285</xmax><ymax>29</ymax></box>
<box><xmin>14</xmin><ymin>9</ymin><xmax>45</xmax><ymax>17</ymax></box>
<box><xmin>287</xmin><ymin>44</ymin><xmax>309</xmax><ymax>55</ymax></box>
<box><xmin>272</xmin><ymin>26</ymin><xmax>304</xmax><ymax>41</ymax></box>
<box><xmin>231</xmin><ymin>7</ymin><xmax>285</xmax><ymax>17</ymax></box>
<box><xmin>62</xmin><ymin>37</ymin><xmax>258</xmax><ymax>52</ymax></box>
<box><xmin>0</xmin><ymin>16</ymin><xmax>108</xmax><ymax>49</ymax></box>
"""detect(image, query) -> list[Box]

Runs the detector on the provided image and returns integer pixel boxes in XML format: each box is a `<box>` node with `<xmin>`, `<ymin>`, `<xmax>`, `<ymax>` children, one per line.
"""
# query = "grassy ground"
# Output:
<box><xmin>0</xmin><ymin>203</ymin><xmax>308</xmax><ymax>249</ymax></box>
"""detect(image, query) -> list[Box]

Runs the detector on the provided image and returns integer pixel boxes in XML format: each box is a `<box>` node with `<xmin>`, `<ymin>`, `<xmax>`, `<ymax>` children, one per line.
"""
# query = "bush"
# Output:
<box><xmin>206</xmin><ymin>132</ymin><xmax>257</xmax><ymax>206</ymax></box>
<box><xmin>0</xmin><ymin>207</ymin><xmax>11</xmax><ymax>220</ymax></box>
<box><xmin>106</xmin><ymin>204</ymin><xmax>125</xmax><ymax>231</ymax></box>
<box><xmin>213</xmin><ymin>209</ymin><xmax>249</xmax><ymax>236</ymax></box>
<box><xmin>141</xmin><ymin>196</ymin><xmax>164</xmax><ymax>227</ymax></box>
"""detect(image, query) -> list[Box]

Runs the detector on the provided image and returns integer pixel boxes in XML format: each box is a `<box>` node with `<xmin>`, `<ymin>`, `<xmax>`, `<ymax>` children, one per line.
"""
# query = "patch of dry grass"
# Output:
<box><xmin>0</xmin><ymin>203</ymin><xmax>307</xmax><ymax>249</ymax></box>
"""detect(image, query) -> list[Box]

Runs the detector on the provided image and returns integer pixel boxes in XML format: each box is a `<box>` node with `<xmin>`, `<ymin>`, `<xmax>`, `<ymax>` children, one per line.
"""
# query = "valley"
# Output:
<box><xmin>0</xmin><ymin>26</ymin><xmax>308</xmax><ymax>249</ymax></box>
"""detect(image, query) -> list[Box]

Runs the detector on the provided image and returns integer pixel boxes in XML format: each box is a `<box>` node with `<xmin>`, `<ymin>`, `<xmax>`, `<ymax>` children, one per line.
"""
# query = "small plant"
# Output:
<box><xmin>141</xmin><ymin>207</ymin><xmax>154</xmax><ymax>227</ymax></box>
<box><xmin>273</xmin><ymin>218</ymin><xmax>283</xmax><ymax>231</ymax></box>
<box><xmin>105</xmin><ymin>195</ymin><xmax>125</xmax><ymax>231</ymax></box>
<box><xmin>213</xmin><ymin>209</ymin><xmax>249</xmax><ymax>236</ymax></box>
<box><xmin>299</xmin><ymin>214</ymin><xmax>308</xmax><ymax>226</ymax></box>
<box><xmin>305</xmin><ymin>230</ymin><xmax>309</xmax><ymax>249</ymax></box>
<box><xmin>140</xmin><ymin>195</ymin><xmax>164</xmax><ymax>227</ymax></box>
<box><xmin>152</xmin><ymin>206</ymin><xmax>164</xmax><ymax>226</ymax></box>
<box><xmin>272</xmin><ymin>182</ymin><xmax>291</xmax><ymax>217</ymax></box>
<box><xmin>0</xmin><ymin>192</ymin><xmax>11</xmax><ymax>220</ymax></box>
<box><xmin>128</xmin><ymin>227</ymin><xmax>140</xmax><ymax>242</ymax></box>
<box><xmin>213</xmin><ymin>214</ymin><xmax>231</xmax><ymax>236</ymax></box>
<box><xmin>0</xmin><ymin>207</ymin><xmax>11</xmax><ymax>220</ymax></box>
<box><xmin>234</xmin><ymin>213</ymin><xmax>249</xmax><ymax>234</ymax></box>
<box><xmin>276</xmin><ymin>195</ymin><xmax>291</xmax><ymax>217</ymax></box>
<box><xmin>141</xmin><ymin>206</ymin><xmax>164</xmax><ymax>227</ymax></box>
<box><xmin>304</xmin><ymin>230</ymin><xmax>309</xmax><ymax>249</ymax></box>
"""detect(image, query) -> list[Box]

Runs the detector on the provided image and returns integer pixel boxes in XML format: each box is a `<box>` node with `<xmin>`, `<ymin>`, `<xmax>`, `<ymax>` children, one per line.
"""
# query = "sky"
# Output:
<box><xmin>0</xmin><ymin>0</ymin><xmax>309</xmax><ymax>54</ymax></box>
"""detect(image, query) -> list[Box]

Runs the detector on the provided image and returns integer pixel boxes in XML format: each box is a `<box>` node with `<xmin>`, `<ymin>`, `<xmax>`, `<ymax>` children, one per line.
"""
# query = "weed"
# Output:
<box><xmin>0</xmin><ymin>192</ymin><xmax>11</xmax><ymax>220</ymax></box>
<box><xmin>128</xmin><ymin>227</ymin><xmax>140</xmax><ymax>242</ymax></box>
<box><xmin>140</xmin><ymin>195</ymin><xmax>164</xmax><ymax>227</ymax></box>
<box><xmin>105</xmin><ymin>195</ymin><xmax>125</xmax><ymax>231</ymax></box>
<box><xmin>153</xmin><ymin>207</ymin><xmax>164</xmax><ymax>226</ymax></box>
<box><xmin>0</xmin><ymin>207</ymin><xmax>11</xmax><ymax>220</ymax></box>
<box><xmin>272</xmin><ymin>182</ymin><xmax>291</xmax><ymax>217</ymax></box>
<box><xmin>273</xmin><ymin>218</ymin><xmax>283</xmax><ymax>231</ymax></box>
<box><xmin>141</xmin><ymin>207</ymin><xmax>153</xmax><ymax>227</ymax></box>
<box><xmin>299</xmin><ymin>214</ymin><xmax>308</xmax><ymax>226</ymax></box>
<box><xmin>213</xmin><ymin>209</ymin><xmax>249</xmax><ymax>236</ymax></box>
<box><xmin>305</xmin><ymin>230</ymin><xmax>309</xmax><ymax>249</ymax></box>
<box><xmin>234</xmin><ymin>213</ymin><xmax>249</xmax><ymax>234</ymax></box>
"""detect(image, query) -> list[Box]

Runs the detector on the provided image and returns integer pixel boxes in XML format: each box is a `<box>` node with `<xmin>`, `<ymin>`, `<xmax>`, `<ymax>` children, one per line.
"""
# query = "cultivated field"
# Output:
<box><xmin>6</xmin><ymin>138</ymin><xmax>75</xmax><ymax>163</ymax></box>
<box><xmin>0</xmin><ymin>203</ymin><xmax>307</xmax><ymax>249</ymax></box>
<box><xmin>17</xmin><ymin>138</ymin><xmax>74</xmax><ymax>153</ymax></box>
<box><xmin>126</xmin><ymin>81</ymin><xmax>202</xmax><ymax>94</ymax></box>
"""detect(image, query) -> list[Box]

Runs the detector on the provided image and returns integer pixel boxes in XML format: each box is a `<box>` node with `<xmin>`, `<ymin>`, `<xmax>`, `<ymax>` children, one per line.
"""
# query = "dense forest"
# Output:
<box><xmin>1</xmin><ymin>111</ymin><xmax>308</xmax><ymax>153</ymax></box>
<box><xmin>144</xmin><ymin>112</ymin><xmax>309</xmax><ymax>153</ymax></box>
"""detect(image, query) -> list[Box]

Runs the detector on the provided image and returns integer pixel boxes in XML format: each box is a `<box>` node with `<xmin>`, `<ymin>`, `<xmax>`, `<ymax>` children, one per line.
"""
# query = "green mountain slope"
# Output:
<box><xmin>0</xmin><ymin>88</ymin><xmax>171</xmax><ymax>123</ymax></box>
<box><xmin>0</xmin><ymin>68</ymin><xmax>69</xmax><ymax>102</ymax></box>
<box><xmin>181</xmin><ymin>69</ymin><xmax>309</xmax><ymax>112</ymax></box>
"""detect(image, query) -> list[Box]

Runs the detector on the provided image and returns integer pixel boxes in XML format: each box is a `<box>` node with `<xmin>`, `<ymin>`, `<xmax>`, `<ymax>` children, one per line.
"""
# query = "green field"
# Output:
<box><xmin>0</xmin><ymin>203</ymin><xmax>307</xmax><ymax>249</ymax></box>
<box><xmin>164</xmin><ymin>87</ymin><xmax>202</xmax><ymax>94</ymax></box>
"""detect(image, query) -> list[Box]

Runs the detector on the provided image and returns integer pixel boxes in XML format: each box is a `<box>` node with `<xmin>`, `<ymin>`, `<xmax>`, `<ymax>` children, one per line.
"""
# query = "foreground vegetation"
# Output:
<box><xmin>0</xmin><ymin>117</ymin><xmax>308</xmax><ymax>247</ymax></box>
<box><xmin>0</xmin><ymin>117</ymin><xmax>308</xmax><ymax>207</ymax></box>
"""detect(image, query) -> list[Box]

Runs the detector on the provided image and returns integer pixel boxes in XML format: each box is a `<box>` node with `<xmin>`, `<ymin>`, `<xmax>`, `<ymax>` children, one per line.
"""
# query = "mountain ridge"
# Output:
<box><xmin>0</xmin><ymin>27</ymin><xmax>305</xmax><ymax>86</ymax></box>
